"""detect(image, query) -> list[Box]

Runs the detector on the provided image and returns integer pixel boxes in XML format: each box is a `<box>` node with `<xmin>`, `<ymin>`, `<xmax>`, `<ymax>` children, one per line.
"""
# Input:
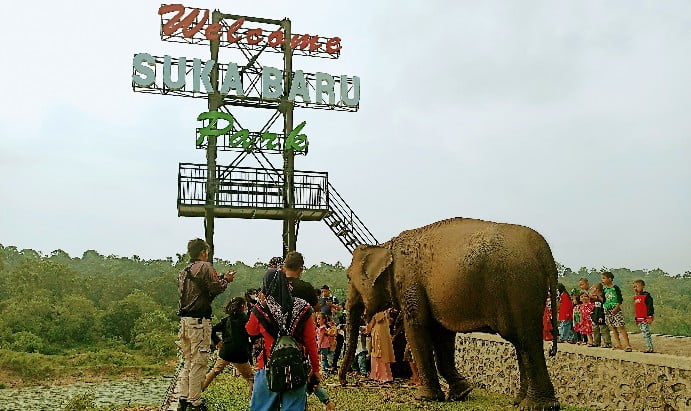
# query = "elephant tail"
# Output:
<box><xmin>548</xmin><ymin>263</ymin><xmax>558</xmax><ymax>357</ymax></box>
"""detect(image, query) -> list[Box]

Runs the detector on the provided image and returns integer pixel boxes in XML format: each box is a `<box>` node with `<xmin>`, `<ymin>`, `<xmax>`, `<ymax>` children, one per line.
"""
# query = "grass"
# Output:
<box><xmin>0</xmin><ymin>347</ymin><xmax>174</xmax><ymax>387</ymax></box>
<box><xmin>202</xmin><ymin>373</ymin><xmax>593</xmax><ymax>411</ymax></box>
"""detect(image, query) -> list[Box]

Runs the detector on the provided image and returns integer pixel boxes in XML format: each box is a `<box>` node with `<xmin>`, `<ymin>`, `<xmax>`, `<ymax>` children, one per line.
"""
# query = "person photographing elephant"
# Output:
<box><xmin>177</xmin><ymin>238</ymin><xmax>236</xmax><ymax>411</ymax></box>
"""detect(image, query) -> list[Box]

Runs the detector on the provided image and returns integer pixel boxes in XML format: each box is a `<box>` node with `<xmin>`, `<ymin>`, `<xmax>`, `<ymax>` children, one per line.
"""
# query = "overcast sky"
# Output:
<box><xmin>1</xmin><ymin>1</ymin><xmax>689</xmax><ymax>274</ymax></box>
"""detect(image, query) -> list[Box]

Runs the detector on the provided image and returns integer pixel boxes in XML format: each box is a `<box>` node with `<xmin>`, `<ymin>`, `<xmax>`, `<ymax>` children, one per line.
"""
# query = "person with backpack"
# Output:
<box><xmin>202</xmin><ymin>297</ymin><xmax>254</xmax><ymax>393</ymax></box>
<box><xmin>246</xmin><ymin>268</ymin><xmax>320</xmax><ymax>411</ymax></box>
<box><xmin>280</xmin><ymin>252</ymin><xmax>336</xmax><ymax>410</ymax></box>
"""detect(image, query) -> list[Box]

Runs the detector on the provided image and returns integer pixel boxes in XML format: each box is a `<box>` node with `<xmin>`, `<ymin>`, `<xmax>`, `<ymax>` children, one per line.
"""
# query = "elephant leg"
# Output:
<box><xmin>402</xmin><ymin>285</ymin><xmax>444</xmax><ymax>401</ymax></box>
<box><xmin>431</xmin><ymin>325</ymin><xmax>472</xmax><ymax>401</ymax></box>
<box><xmin>511</xmin><ymin>338</ymin><xmax>560</xmax><ymax>410</ymax></box>
<box><xmin>512</xmin><ymin>350</ymin><xmax>528</xmax><ymax>406</ymax></box>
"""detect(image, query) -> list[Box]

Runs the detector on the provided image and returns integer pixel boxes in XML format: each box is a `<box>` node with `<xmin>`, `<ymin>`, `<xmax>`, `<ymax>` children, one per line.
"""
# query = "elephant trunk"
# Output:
<box><xmin>338</xmin><ymin>287</ymin><xmax>364</xmax><ymax>385</ymax></box>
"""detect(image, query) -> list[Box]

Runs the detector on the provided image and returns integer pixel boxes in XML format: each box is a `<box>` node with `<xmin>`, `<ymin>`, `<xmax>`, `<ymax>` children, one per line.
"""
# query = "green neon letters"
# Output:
<box><xmin>196</xmin><ymin>112</ymin><xmax>308</xmax><ymax>153</ymax></box>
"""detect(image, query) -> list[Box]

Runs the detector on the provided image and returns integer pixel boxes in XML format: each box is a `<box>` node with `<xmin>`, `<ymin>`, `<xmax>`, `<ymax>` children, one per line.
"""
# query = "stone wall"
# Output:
<box><xmin>454</xmin><ymin>333</ymin><xmax>691</xmax><ymax>410</ymax></box>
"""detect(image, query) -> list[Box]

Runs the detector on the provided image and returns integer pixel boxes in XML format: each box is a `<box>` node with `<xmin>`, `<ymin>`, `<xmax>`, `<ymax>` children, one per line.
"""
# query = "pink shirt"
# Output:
<box><xmin>317</xmin><ymin>325</ymin><xmax>331</xmax><ymax>349</ymax></box>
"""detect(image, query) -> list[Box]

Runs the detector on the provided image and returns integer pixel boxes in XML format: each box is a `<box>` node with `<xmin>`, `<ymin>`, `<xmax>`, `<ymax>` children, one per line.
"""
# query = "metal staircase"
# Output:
<box><xmin>323</xmin><ymin>182</ymin><xmax>378</xmax><ymax>253</ymax></box>
<box><xmin>178</xmin><ymin>164</ymin><xmax>377</xmax><ymax>253</ymax></box>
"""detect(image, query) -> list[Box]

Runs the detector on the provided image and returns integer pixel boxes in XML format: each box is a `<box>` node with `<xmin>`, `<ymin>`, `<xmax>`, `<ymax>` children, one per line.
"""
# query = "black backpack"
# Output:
<box><xmin>265</xmin><ymin>333</ymin><xmax>309</xmax><ymax>392</ymax></box>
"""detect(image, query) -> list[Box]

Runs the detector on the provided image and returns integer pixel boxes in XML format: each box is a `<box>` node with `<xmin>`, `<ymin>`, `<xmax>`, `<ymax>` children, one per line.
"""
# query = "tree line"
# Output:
<box><xmin>0</xmin><ymin>244</ymin><xmax>688</xmax><ymax>363</ymax></box>
<box><xmin>0</xmin><ymin>245</ymin><xmax>349</xmax><ymax>361</ymax></box>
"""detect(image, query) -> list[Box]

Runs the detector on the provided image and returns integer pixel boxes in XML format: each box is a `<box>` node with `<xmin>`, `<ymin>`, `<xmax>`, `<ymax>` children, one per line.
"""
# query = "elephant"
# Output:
<box><xmin>338</xmin><ymin>217</ymin><xmax>560</xmax><ymax>410</ymax></box>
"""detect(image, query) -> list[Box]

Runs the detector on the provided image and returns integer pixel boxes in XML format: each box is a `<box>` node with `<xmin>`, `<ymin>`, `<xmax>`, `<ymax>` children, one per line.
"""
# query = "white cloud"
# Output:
<box><xmin>0</xmin><ymin>0</ymin><xmax>689</xmax><ymax>274</ymax></box>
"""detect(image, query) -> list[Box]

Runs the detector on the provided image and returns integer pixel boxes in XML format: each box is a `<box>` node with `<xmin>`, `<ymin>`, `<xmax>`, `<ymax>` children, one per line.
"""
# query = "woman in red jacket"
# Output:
<box><xmin>246</xmin><ymin>269</ymin><xmax>320</xmax><ymax>411</ymax></box>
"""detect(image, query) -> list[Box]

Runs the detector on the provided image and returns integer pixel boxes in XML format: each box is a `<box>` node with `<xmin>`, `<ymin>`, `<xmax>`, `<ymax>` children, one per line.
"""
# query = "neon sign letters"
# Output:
<box><xmin>132</xmin><ymin>53</ymin><xmax>360</xmax><ymax>107</ymax></box>
<box><xmin>159</xmin><ymin>4</ymin><xmax>341</xmax><ymax>55</ymax></box>
<box><xmin>197</xmin><ymin>112</ymin><xmax>308</xmax><ymax>153</ymax></box>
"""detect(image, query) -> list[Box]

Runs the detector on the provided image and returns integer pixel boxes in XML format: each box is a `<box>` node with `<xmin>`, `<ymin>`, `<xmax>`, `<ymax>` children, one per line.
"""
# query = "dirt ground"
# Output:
<box><xmin>624</xmin><ymin>333</ymin><xmax>690</xmax><ymax>356</ymax></box>
<box><xmin>555</xmin><ymin>333</ymin><xmax>690</xmax><ymax>357</ymax></box>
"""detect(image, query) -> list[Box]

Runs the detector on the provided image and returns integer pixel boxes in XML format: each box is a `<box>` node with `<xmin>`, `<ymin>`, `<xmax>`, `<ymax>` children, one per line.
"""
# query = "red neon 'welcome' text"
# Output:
<box><xmin>159</xmin><ymin>4</ymin><xmax>342</xmax><ymax>55</ymax></box>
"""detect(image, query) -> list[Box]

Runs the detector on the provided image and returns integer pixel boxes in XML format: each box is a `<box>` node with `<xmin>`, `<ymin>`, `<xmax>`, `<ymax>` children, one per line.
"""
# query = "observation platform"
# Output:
<box><xmin>177</xmin><ymin>163</ymin><xmax>330</xmax><ymax>221</ymax></box>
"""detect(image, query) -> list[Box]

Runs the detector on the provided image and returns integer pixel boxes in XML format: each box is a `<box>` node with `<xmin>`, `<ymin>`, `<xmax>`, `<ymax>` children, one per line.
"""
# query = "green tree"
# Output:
<box><xmin>50</xmin><ymin>295</ymin><xmax>100</xmax><ymax>345</ymax></box>
<box><xmin>102</xmin><ymin>291</ymin><xmax>161</xmax><ymax>344</ymax></box>
<box><xmin>1</xmin><ymin>290</ymin><xmax>55</xmax><ymax>339</ymax></box>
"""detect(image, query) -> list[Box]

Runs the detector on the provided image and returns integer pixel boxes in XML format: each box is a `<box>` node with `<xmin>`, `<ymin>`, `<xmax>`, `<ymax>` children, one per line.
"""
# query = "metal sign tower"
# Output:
<box><xmin>132</xmin><ymin>4</ymin><xmax>375</xmax><ymax>261</ymax></box>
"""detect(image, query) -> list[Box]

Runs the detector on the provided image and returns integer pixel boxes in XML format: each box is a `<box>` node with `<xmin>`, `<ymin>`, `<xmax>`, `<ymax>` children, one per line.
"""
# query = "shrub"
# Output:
<box><xmin>62</xmin><ymin>391</ymin><xmax>96</xmax><ymax>411</ymax></box>
<box><xmin>133</xmin><ymin>331</ymin><xmax>177</xmax><ymax>361</ymax></box>
<box><xmin>10</xmin><ymin>331</ymin><xmax>44</xmax><ymax>353</ymax></box>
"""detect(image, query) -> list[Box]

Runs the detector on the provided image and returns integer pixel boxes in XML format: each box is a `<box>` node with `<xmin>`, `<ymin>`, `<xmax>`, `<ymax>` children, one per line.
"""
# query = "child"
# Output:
<box><xmin>366</xmin><ymin>308</ymin><xmax>395</xmax><ymax>382</ymax></box>
<box><xmin>590</xmin><ymin>283</ymin><xmax>612</xmax><ymax>348</ymax></box>
<box><xmin>601</xmin><ymin>271</ymin><xmax>633</xmax><ymax>352</ymax></box>
<box><xmin>633</xmin><ymin>279</ymin><xmax>655</xmax><ymax>353</ymax></box>
<box><xmin>576</xmin><ymin>293</ymin><xmax>594</xmax><ymax>346</ymax></box>
<box><xmin>556</xmin><ymin>283</ymin><xmax>574</xmax><ymax>343</ymax></box>
<box><xmin>203</xmin><ymin>297</ymin><xmax>254</xmax><ymax>393</ymax></box>
<box><xmin>578</xmin><ymin>277</ymin><xmax>592</xmax><ymax>294</ymax></box>
<box><xmin>542</xmin><ymin>294</ymin><xmax>553</xmax><ymax>342</ymax></box>
<box><xmin>316</xmin><ymin>314</ymin><xmax>333</xmax><ymax>375</ymax></box>
<box><xmin>352</xmin><ymin>325</ymin><xmax>369</xmax><ymax>377</ymax></box>
<box><xmin>327</xmin><ymin>318</ymin><xmax>339</xmax><ymax>373</ymax></box>
<box><xmin>571</xmin><ymin>292</ymin><xmax>585</xmax><ymax>344</ymax></box>
<box><xmin>403</xmin><ymin>341</ymin><xmax>420</xmax><ymax>386</ymax></box>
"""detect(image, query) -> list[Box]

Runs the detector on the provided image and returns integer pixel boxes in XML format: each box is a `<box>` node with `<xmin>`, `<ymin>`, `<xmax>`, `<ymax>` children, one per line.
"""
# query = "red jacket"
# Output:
<box><xmin>633</xmin><ymin>292</ymin><xmax>654</xmax><ymax>322</ymax></box>
<box><xmin>558</xmin><ymin>292</ymin><xmax>573</xmax><ymax>321</ymax></box>
<box><xmin>246</xmin><ymin>311</ymin><xmax>319</xmax><ymax>373</ymax></box>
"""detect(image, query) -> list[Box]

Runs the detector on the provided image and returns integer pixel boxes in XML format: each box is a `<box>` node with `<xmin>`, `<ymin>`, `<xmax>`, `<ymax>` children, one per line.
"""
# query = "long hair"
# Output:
<box><xmin>224</xmin><ymin>296</ymin><xmax>247</xmax><ymax>316</ymax></box>
<box><xmin>557</xmin><ymin>283</ymin><xmax>567</xmax><ymax>295</ymax></box>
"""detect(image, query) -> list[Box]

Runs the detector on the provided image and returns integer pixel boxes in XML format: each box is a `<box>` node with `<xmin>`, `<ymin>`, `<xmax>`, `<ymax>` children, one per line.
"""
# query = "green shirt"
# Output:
<box><xmin>603</xmin><ymin>285</ymin><xmax>623</xmax><ymax>310</ymax></box>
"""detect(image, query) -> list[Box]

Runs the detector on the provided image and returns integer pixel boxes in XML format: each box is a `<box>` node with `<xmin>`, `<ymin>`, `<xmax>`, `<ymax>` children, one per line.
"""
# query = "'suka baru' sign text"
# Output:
<box><xmin>132</xmin><ymin>54</ymin><xmax>360</xmax><ymax>110</ymax></box>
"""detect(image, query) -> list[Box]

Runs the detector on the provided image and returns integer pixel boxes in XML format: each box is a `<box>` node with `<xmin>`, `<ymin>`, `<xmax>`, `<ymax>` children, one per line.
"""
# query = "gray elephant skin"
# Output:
<box><xmin>338</xmin><ymin>217</ymin><xmax>560</xmax><ymax>410</ymax></box>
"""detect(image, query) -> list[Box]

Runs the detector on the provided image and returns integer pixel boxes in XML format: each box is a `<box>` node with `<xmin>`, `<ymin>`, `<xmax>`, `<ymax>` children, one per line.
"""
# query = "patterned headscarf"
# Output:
<box><xmin>254</xmin><ymin>268</ymin><xmax>311</xmax><ymax>337</ymax></box>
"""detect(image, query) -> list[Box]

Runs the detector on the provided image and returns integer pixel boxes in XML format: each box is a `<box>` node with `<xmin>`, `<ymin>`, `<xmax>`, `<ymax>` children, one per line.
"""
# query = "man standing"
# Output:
<box><xmin>319</xmin><ymin>285</ymin><xmax>341</xmax><ymax>318</ymax></box>
<box><xmin>280</xmin><ymin>253</ymin><xmax>318</xmax><ymax>307</ymax></box>
<box><xmin>177</xmin><ymin>238</ymin><xmax>235</xmax><ymax>411</ymax></box>
<box><xmin>280</xmin><ymin>252</ymin><xmax>336</xmax><ymax>410</ymax></box>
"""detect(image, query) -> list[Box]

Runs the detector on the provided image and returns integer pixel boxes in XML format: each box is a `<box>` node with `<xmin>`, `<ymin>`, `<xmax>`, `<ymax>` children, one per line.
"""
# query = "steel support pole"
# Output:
<box><xmin>205</xmin><ymin>10</ymin><xmax>222</xmax><ymax>261</ymax></box>
<box><xmin>281</xmin><ymin>19</ymin><xmax>297</xmax><ymax>256</ymax></box>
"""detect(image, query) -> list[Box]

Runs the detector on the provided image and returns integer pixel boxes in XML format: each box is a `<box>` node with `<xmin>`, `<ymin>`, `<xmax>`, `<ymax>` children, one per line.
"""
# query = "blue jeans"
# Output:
<box><xmin>638</xmin><ymin>322</ymin><xmax>654</xmax><ymax>351</ymax></box>
<box><xmin>312</xmin><ymin>387</ymin><xmax>330</xmax><ymax>404</ymax></box>
<box><xmin>353</xmin><ymin>352</ymin><xmax>368</xmax><ymax>375</ymax></box>
<box><xmin>319</xmin><ymin>348</ymin><xmax>331</xmax><ymax>373</ymax></box>
<box><xmin>558</xmin><ymin>320</ymin><xmax>575</xmax><ymax>342</ymax></box>
<box><xmin>249</xmin><ymin>369</ymin><xmax>307</xmax><ymax>411</ymax></box>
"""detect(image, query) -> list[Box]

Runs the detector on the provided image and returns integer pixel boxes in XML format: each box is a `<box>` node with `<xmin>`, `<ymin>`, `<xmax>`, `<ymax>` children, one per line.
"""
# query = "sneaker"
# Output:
<box><xmin>602</xmin><ymin>344</ymin><xmax>612</xmax><ymax>348</ymax></box>
<box><xmin>188</xmin><ymin>402</ymin><xmax>208</xmax><ymax>411</ymax></box>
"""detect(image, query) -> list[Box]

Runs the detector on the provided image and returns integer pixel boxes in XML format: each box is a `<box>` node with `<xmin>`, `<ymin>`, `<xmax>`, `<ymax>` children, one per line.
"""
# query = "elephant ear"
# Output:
<box><xmin>351</xmin><ymin>245</ymin><xmax>393</xmax><ymax>288</ymax></box>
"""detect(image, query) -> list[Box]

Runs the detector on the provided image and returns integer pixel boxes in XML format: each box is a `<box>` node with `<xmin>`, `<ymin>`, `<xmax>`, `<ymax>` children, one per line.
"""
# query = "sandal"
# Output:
<box><xmin>625</xmin><ymin>347</ymin><xmax>632</xmax><ymax>352</ymax></box>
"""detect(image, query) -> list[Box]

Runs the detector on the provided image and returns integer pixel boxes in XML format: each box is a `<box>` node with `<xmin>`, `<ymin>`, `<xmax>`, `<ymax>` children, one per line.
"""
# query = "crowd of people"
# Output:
<box><xmin>544</xmin><ymin>272</ymin><xmax>655</xmax><ymax>354</ymax></box>
<box><xmin>175</xmin><ymin>238</ymin><xmax>415</xmax><ymax>411</ymax></box>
